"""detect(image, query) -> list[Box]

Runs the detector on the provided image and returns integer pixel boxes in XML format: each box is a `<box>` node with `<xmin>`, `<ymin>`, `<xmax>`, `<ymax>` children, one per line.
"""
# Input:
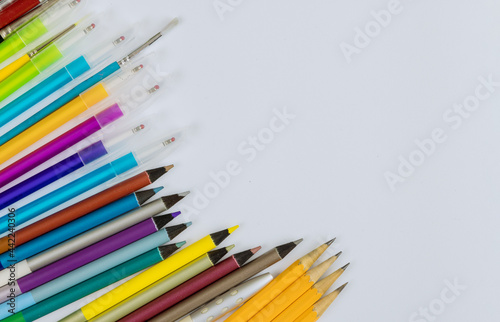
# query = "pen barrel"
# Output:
<box><xmin>0</xmin><ymin>62</ymin><xmax>120</xmax><ymax>148</ymax></box>
<box><xmin>0</xmin><ymin>43</ymin><xmax>64</xmax><ymax>102</ymax></box>
<box><xmin>20</xmin><ymin>249</ymin><xmax>163</xmax><ymax>322</ymax></box>
<box><xmin>0</xmin><ymin>0</ymin><xmax>41</xmax><ymax>29</ymax></box>
<box><xmin>0</xmin><ymin>17</ymin><xmax>48</xmax><ymax>64</ymax></box>
<box><xmin>0</xmin><ymin>83</ymin><xmax>110</xmax><ymax>163</ymax></box>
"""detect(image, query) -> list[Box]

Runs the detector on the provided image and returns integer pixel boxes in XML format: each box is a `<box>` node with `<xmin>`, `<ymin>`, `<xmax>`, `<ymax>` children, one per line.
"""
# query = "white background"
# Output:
<box><xmin>2</xmin><ymin>0</ymin><xmax>500</xmax><ymax>321</ymax></box>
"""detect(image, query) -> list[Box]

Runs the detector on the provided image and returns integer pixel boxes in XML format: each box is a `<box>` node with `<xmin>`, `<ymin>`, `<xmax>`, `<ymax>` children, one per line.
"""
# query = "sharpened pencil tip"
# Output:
<box><xmin>226</xmin><ymin>245</ymin><xmax>235</xmax><ymax>252</ymax></box>
<box><xmin>334</xmin><ymin>251</ymin><xmax>342</xmax><ymax>258</ymax></box>
<box><xmin>176</xmin><ymin>241</ymin><xmax>186</xmax><ymax>248</ymax></box>
<box><xmin>341</xmin><ymin>263</ymin><xmax>350</xmax><ymax>270</ymax></box>
<box><xmin>336</xmin><ymin>282</ymin><xmax>348</xmax><ymax>293</ymax></box>
<box><xmin>171</xmin><ymin>211</ymin><xmax>181</xmax><ymax>217</ymax></box>
<box><xmin>164</xmin><ymin>164</ymin><xmax>174</xmax><ymax>172</ymax></box>
<box><xmin>178</xmin><ymin>191</ymin><xmax>190</xmax><ymax>197</ymax></box>
<box><xmin>294</xmin><ymin>238</ymin><xmax>304</xmax><ymax>245</ymax></box>
<box><xmin>185</xmin><ymin>221</ymin><xmax>192</xmax><ymax>227</ymax></box>
<box><xmin>153</xmin><ymin>187</ymin><xmax>164</xmax><ymax>194</ymax></box>
<box><xmin>326</xmin><ymin>238</ymin><xmax>336</xmax><ymax>246</ymax></box>
<box><xmin>228</xmin><ymin>225</ymin><xmax>239</xmax><ymax>234</ymax></box>
<box><xmin>251</xmin><ymin>246</ymin><xmax>262</xmax><ymax>254</ymax></box>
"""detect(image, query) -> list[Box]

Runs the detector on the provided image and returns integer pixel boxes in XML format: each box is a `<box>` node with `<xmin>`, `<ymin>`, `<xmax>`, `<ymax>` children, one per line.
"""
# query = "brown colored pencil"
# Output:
<box><xmin>149</xmin><ymin>239</ymin><xmax>303</xmax><ymax>322</ymax></box>
<box><xmin>0</xmin><ymin>166</ymin><xmax>173</xmax><ymax>253</ymax></box>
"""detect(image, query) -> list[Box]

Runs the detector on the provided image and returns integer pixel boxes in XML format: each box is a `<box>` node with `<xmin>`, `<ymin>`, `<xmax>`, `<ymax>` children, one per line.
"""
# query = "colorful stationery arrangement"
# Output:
<box><xmin>0</xmin><ymin>1</ymin><xmax>350</xmax><ymax>321</ymax></box>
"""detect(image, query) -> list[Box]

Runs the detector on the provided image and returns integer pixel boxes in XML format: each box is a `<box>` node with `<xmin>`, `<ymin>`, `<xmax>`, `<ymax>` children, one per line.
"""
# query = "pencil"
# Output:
<box><xmin>182</xmin><ymin>273</ymin><xmax>274</xmax><ymax>322</ymax></box>
<box><xmin>0</xmin><ymin>18</ymin><xmax>179</xmax><ymax>157</ymax></box>
<box><xmin>150</xmin><ymin>239</ymin><xmax>302</xmax><ymax>322</ymax></box>
<box><xmin>0</xmin><ymin>106</ymin><xmax>138</xmax><ymax>188</ymax></box>
<box><xmin>120</xmin><ymin>246</ymin><xmax>262</xmax><ymax>321</ymax></box>
<box><xmin>293</xmin><ymin>283</ymin><xmax>348</xmax><ymax>322</ymax></box>
<box><xmin>0</xmin><ymin>139</ymin><xmax>120</xmax><ymax>209</ymax></box>
<box><xmin>0</xmin><ymin>193</ymin><xmax>186</xmax><ymax>283</ymax></box>
<box><xmin>0</xmin><ymin>166</ymin><xmax>174</xmax><ymax>254</ymax></box>
<box><xmin>0</xmin><ymin>229</ymin><xmax>179</xmax><ymax>318</ymax></box>
<box><xmin>0</xmin><ymin>0</ymin><xmax>48</xmax><ymax>29</ymax></box>
<box><xmin>0</xmin><ymin>222</ymin><xmax>189</xmax><ymax>299</ymax></box>
<box><xmin>60</xmin><ymin>226</ymin><xmax>238</xmax><ymax>322</ymax></box>
<box><xmin>4</xmin><ymin>242</ymin><xmax>185</xmax><ymax>322</ymax></box>
<box><xmin>90</xmin><ymin>246</ymin><xmax>234</xmax><ymax>321</ymax></box>
<box><xmin>273</xmin><ymin>263</ymin><xmax>349</xmax><ymax>322</ymax></box>
<box><xmin>227</xmin><ymin>239</ymin><xmax>334</xmax><ymax>322</ymax></box>
<box><xmin>0</xmin><ymin>188</ymin><xmax>165</xmax><ymax>284</ymax></box>
<box><xmin>249</xmin><ymin>253</ymin><xmax>341</xmax><ymax>322</ymax></box>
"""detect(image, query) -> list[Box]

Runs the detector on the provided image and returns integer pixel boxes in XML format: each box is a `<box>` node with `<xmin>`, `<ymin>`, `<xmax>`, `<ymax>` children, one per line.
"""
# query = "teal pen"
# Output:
<box><xmin>0</xmin><ymin>132</ymin><xmax>180</xmax><ymax>229</ymax></box>
<box><xmin>0</xmin><ymin>18</ymin><xmax>179</xmax><ymax>146</ymax></box>
<box><xmin>0</xmin><ymin>30</ymin><xmax>133</xmax><ymax>127</ymax></box>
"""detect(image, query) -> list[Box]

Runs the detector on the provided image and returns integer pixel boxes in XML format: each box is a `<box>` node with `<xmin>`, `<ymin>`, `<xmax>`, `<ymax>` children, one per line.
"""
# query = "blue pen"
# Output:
<box><xmin>0</xmin><ymin>132</ymin><xmax>179</xmax><ymax>229</ymax></box>
<box><xmin>0</xmin><ymin>188</ymin><xmax>162</xmax><ymax>269</ymax></box>
<box><xmin>0</xmin><ymin>18</ymin><xmax>179</xmax><ymax>146</ymax></box>
<box><xmin>0</xmin><ymin>32</ymin><xmax>132</xmax><ymax>127</ymax></box>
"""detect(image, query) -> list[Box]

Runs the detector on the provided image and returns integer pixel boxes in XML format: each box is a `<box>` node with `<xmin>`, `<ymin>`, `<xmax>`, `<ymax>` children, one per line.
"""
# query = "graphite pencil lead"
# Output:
<box><xmin>334</xmin><ymin>251</ymin><xmax>343</xmax><ymax>258</ymax></box>
<box><xmin>326</xmin><ymin>238</ymin><xmax>336</xmax><ymax>246</ymax></box>
<box><xmin>234</xmin><ymin>247</ymin><xmax>261</xmax><ymax>266</ymax></box>
<box><xmin>159</xmin><ymin>242</ymin><xmax>184</xmax><ymax>259</ymax></box>
<box><xmin>161</xmin><ymin>192</ymin><xmax>189</xmax><ymax>209</ymax></box>
<box><xmin>153</xmin><ymin>214</ymin><xmax>179</xmax><ymax>229</ymax></box>
<box><xmin>294</xmin><ymin>238</ymin><xmax>304</xmax><ymax>245</ymax></box>
<box><xmin>165</xmin><ymin>223</ymin><xmax>190</xmax><ymax>239</ymax></box>
<box><xmin>341</xmin><ymin>263</ymin><xmax>350</xmax><ymax>271</ymax></box>
<box><xmin>336</xmin><ymin>282</ymin><xmax>348</xmax><ymax>293</ymax></box>
<box><xmin>208</xmin><ymin>246</ymin><xmax>233</xmax><ymax>264</ymax></box>
<box><xmin>135</xmin><ymin>188</ymin><xmax>162</xmax><ymax>205</ymax></box>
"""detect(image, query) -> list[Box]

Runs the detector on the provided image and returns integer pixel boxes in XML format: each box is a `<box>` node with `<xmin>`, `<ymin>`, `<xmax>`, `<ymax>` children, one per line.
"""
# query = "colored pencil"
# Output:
<box><xmin>0</xmin><ymin>130</ymin><xmax>147</xmax><ymax>208</ymax></box>
<box><xmin>249</xmin><ymin>253</ymin><xmax>341</xmax><ymax>322</ymax></box>
<box><xmin>61</xmin><ymin>226</ymin><xmax>238</xmax><ymax>322</ymax></box>
<box><xmin>91</xmin><ymin>246</ymin><xmax>234</xmax><ymax>321</ymax></box>
<box><xmin>0</xmin><ymin>222</ymin><xmax>189</xmax><ymax>300</ymax></box>
<box><xmin>0</xmin><ymin>104</ymin><xmax>128</xmax><ymax>188</ymax></box>
<box><xmin>0</xmin><ymin>31</ymin><xmax>129</xmax><ymax>123</ymax></box>
<box><xmin>293</xmin><ymin>283</ymin><xmax>348</xmax><ymax>322</ymax></box>
<box><xmin>4</xmin><ymin>243</ymin><xmax>185</xmax><ymax>322</ymax></box>
<box><xmin>273</xmin><ymin>263</ymin><xmax>349</xmax><ymax>322</ymax></box>
<box><xmin>120</xmin><ymin>247</ymin><xmax>261</xmax><ymax>322</ymax></box>
<box><xmin>0</xmin><ymin>0</ymin><xmax>83</xmax><ymax>64</ymax></box>
<box><xmin>182</xmin><ymin>274</ymin><xmax>274</xmax><ymax>322</ymax></box>
<box><xmin>0</xmin><ymin>166</ymin><xmax>173</xmax><ymax>254</ymax></box>
<box><xmin>227</xmin><ymin>239</ymin><xmax>334</xmax><ymax>322</ymax></box>
<box><xmin>0</xmin><ymin>18</ymin><xmax>179</xmax><ymax>156</ymax></box>
<box><xmin>150</xmin><ymin>239</ymin><xmax>302</xmax><ymax>322</ymax></box>
<box><xmin>0</xmin><ymin>188</ymin><xmax>164</xmax><ymax>280</ymax></box>
<box><xmin>0</xmin><ymin>0</ymin><xmax>47</xmax><ymax>29</ymax></box>
<box><xmin>0</xmin><ymin>229</ymin><xmax>177</xmax><ymax>318</ymax></box>
<box><xmin>0</xmin><ymin>193</ymin><xmax>186</xmax><ymax>281</ymax></box>
<box><xmin>0</xmin><ymin>141</ymin><xmax>177</xmax><ymax>230</ymax></box>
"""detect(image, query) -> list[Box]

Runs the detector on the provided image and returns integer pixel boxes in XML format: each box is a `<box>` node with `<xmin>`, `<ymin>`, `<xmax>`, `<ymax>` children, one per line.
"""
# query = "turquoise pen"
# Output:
<box><xmin>0</xmin><ymin>31</ymin><xmax>132</xmax><ymax>127</ymax></box>
<box><xmin>0</xmin><ymin>133</ymin><xmax>179</xmax><ymax>229</ymax></box>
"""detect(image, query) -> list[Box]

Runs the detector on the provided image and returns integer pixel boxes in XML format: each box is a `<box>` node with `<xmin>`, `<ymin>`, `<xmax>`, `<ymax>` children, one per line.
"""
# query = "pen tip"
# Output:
<box><xmin>161</xmin><ymin>17</ymin><xmax>179</xmax><ymax>35</ymax></box>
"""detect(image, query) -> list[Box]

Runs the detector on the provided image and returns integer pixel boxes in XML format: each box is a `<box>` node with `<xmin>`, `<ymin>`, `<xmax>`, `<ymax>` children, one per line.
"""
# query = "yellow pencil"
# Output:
<box><xmin>227</xmin><ymin>239</ymin><xmax>335</xmax><ymax>322</ymax></box>
<box><xmin>293</xmin><ymin>283</ymin><xmax>348</xmax><ymax>322</ymax></box>
<box><xmin>273</xmin><ymin>263</ymin><xmax>349</xmax><ymax>322</ymax></box>
<box><xmin>249</xmin><ymin>252</ymin><xmax>341</xmax><ymax>322</ymax></box>
<box><xmin>0</xmin><ymin>23</ymin><xmax>76</xmax><ymax>82</ymax></box>
<box><xmin>60</xmin><ymin>226</ymin><xmax>238</xmax><ymax>322</ymax></box>
<box><xmin>0</xmin><ymin>84</ymin><xmax>108</xmax><ymax>164</ymax></box>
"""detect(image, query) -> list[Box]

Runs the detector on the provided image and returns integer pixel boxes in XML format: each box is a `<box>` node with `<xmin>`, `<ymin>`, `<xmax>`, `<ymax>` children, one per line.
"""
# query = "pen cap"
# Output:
<box><xmin>55</xmin><ymin>16</ymin><xmax>99</xmax><ymax>55</ymax></box>
<box><xmin>82</xmin><ymin>29</ymin><xmax>134</xmax><ymax>68</ymax></box>
<box><xmin>133</xmin><ymin>130</ymin><xmax>183</xmax><ymax>164</ymax></box>
<box><xmin>102</xmin><ymin>120</ymin><xmax>150</xmax><ymax>149</ymax></box>
<box><xmin>38</xmin><ymin>0</ymin><xmax>86</xmax><ymax>31</ymax></box>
